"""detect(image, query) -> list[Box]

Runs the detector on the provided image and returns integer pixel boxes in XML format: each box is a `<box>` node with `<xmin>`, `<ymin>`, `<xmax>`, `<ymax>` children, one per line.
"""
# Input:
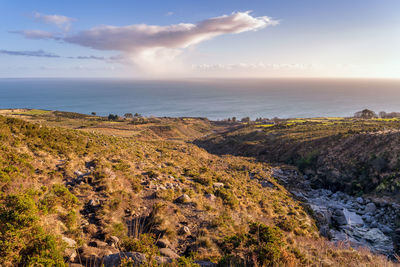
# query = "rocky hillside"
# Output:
<box><xmin>196</xmin><ymin>118</ymin><xmax>400</xmax><ymax>197</ymax></box>
<box><xmin>0</xmin><ymin>112</ymin><xmax>397</xmax><ymax>266</ymax></box>
<box><xmin>196</xmin><ymin>117</ymin><xmax>400</xmax><ymax>258</ymax></box>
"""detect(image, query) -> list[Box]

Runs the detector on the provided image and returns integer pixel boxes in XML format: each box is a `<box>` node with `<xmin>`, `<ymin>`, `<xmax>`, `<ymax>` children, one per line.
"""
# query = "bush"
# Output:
<box><xmin>215</xmin><ymin>188</ymin><xmax>238</xmax><ymax>208</ymax></box>
<box><xmin>0</xmin><ymin>193</ymin><xmax>65</xmax><ymax>266</ymax></box>
<box><xmin>121</xmin><ymin>233</ymin><xmax>159</xmax><ymax>258</ymax></box>
<box><xmin>219</xmin><ymin>222</ymin><xmax>287</xmax><ymax>267</ymax></box>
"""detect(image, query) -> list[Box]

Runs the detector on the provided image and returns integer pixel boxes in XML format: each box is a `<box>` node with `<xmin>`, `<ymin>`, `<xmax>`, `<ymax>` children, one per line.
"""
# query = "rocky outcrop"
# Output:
<box><xmin>273</xmin><ymin>168</ymin><xmax>397</xmax><ymax>256</ymax></box>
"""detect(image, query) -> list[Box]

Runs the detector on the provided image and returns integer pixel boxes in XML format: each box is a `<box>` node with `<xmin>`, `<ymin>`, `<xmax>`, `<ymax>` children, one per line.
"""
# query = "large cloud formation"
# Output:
<box><xmin>63</xmin><ymin>11</ymin><xmax>276</xmax><ymax>52</ymax></box>
<box><xmin>12</xmin><ymin>11</ymin><xmax>277</xmax><ymax>74</ymax></box>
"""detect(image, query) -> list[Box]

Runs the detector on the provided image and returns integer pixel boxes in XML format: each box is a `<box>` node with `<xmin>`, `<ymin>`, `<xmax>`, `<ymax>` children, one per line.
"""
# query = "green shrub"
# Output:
<box><xmin>40</xmin><ymin>184</ymin><xmax>78</xmax><ymax>213</ymax></box>
<box><xmin>19</xmin><ymin>232</ymin><xmax>65</xmax><ymax>266</ymax></box>
<box><xmin>0</xmin><ymin>193</ymin><xmax>65</xmax><ymax>266</ymax></box>
<box><xmin>215</xmin><ymin>188</ymin><xmax>238</xmax><ymax>208</ymax></box>
<box><xmin>219</xmin><ymin>222</ymin><xmax>286</xmax><ymax>267</ymax></box>
<box><xmin>121</xmin><ymin>233</ymin><xmax>159</xmax><ymax>258</ymax></box>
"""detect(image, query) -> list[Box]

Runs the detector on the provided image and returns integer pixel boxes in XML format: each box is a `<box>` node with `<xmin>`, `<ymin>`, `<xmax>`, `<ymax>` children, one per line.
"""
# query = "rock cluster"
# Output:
<box><xmin>273</xmin><ymin>168</ymin><xmax>398</xmax><ymax>256</ymax></box>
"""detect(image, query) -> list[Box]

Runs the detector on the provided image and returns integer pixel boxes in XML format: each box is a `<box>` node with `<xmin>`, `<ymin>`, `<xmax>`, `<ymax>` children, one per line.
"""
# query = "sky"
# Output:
<box><xmin>0</xmin><ymin>0</ymin><xmax>399</xmax><ymax>79</ymax></box>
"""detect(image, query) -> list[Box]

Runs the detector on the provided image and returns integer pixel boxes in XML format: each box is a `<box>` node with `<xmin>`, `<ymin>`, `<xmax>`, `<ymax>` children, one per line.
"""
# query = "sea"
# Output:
<box><xmin>1</xmin><ymin>78</ymin><xmax>400</xmax><ymax>120</ymax></box>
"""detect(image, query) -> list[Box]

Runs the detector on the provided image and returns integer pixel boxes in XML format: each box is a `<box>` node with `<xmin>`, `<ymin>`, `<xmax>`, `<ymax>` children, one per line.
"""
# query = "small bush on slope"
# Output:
<box><xmin>0</xmin><ymin>193</ymin><xmax>65</xmax><ymax>266</ymax></box>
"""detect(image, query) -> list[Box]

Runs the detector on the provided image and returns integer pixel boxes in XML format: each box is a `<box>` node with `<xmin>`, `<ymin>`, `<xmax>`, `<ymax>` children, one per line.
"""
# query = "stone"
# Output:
<box><xmin>102</xmin><ymin>252</ymin><xmax>147</xmax><ymax>267</ymax></box>
<box><xmin>260</xmin><ymin>180</ymin><xmax>275</xmax><ymax>188</ymax></box>
<box><xmin>380</xmin><ymin>225</ymin><xmax>392</xmax><ymax>234</ymax></box>
<box><xmin>159</xmin><ymin>248</ymin><xmax>179</xmax><ymax>259</ymax></box>
<box><xmin>205</xmin><ymin>193</ymin><xmax>216</xmax><ymax>201</ymax></box>
<box><xmin>319</xmin><ymin>225</ymin><xmax>331</xmax><ymax>238</ymax></box>
<box><xmin>88</xmin><ymin>240</ymin><xmax>108</xmax><ymax>247</ymax></box>
<box><xmin>321</xmin><ymin>259</ymin><xmax>334</xmax><ymax>267</ymax></box>
<box><xmin>365</xmin><ymin>202</ymin><xmax>377</xmax><ymax>213</ymax></box>
<box><xmin>333</xmin><ymin>208</ymin><xmax>363</xmax><ymax>226</ymax></box>
<box><xmin>364</xmin><ymin>215</ymin><xmax>373</xmax><ymax>224</ymax></box>
<box><xmin>175</xmin><ymin>194</ymin><xmax>191</xmax><ymax>204</ymax></box>
<box><xmin>212</xmin><ymin>182</ymin><xmax>224</xmax><ymax>188</ymax></box>
<box><xmin>178</xmin><ymin>226</ymin><xmax>191</xmax><ymax>235</ymax></box>
<box><xmin>88</xmin><ymin>199</ymin><xmax>100</xmax><ymax>207</ymax></box>
<box><xmin>195</xmin><ymin>261</ymin><xmax>218</xmax><ymax>267</ymax></box>
<box><xmin>370</xmin><ymin>221</ymin><xmax>378</xmax><ymax>228</ymax></box>
<box><xmin>356</xmin><ymin>197</ymin><xmax>364</xmax><ymax>204</ymax></box>
<box><xmin>156</xmin><ymin>238</ymin><xmax>171</xmax><ymax>248</ymax></box>
<box><xmin>78</xmin><ymin>246</ymin><xmax>103</xmax><ymax>265</ymax></box>
<box><xmin>64</xmin><ymin>248</ymin><xmax>77</xmax><ymax>262</ymax></box>
<box><xmin>155</xmin><ymin>256</ymin><xmax>173</xmax><ymax>265</ymax></box>
<box><xmin>74</xmin><ymin>170</ymin><xmax>83</xmax><ymax>176</ymax></box>
<box><xmin>62</xmin><ymin>236</ymin><xmax>77</xmax><ymax>248</ymax></box>
<box><xmin>109</xmin><ymin>236</ymin><xmax>119</xmax><ymax>246</ymax></box>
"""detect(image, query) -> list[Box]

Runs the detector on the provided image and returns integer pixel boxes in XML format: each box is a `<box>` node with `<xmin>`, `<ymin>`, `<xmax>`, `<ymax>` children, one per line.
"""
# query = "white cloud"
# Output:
<box><xmin>61</xmin><ymin>11</ymin><xmax>277</xmax><ymax>74</ymax></box>
<box><xmin>33</xmin><ymin>12</ymin><xmax>75</xmax><ymax>31</ymax></box>
<box><xmin>166</xmin><ymin>11</ymin><xmax>174</xmax><ymax>16</ymax></box>
<box><xmin>64</xmin><ymin>11</ymin><xmax>276</xmax><ymax>52</ymax></box>
<box><xmin>13</xmin><ymin>11</ymin><xmax>277</xmax><ymax>75</ymax></box>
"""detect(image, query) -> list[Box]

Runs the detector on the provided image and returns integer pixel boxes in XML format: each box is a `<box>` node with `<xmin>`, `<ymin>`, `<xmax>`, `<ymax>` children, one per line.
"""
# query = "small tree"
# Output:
<box><xmin>241</xmin><ymin>117</ymin><xmax>250</xmax><ymax>123</ymax></box>
<box><xmin>124</xmin><ymin>113</ymin><xmax>133</xmax><ymax>119</ymax></box>
<box><xmin>354</xmin><ymin>109</ymin><xmax>377</xmax><ymax>119</ymax></box>
<box><xmin>108</xmin><ymin>114</ymin><xmax>119</xmax><ymax>121</ymax></box>
<box><xmin>91</xmin><ymin>112</ymin><xmax>96</xmax><ymax>116</ymax></box>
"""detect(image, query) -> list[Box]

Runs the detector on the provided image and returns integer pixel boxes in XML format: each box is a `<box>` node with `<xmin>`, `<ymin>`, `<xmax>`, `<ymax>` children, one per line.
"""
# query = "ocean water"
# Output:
<box><xmin>1</xmin><ymin>78</ymin><xmax>400</xmax><ymax>120</ymax></box>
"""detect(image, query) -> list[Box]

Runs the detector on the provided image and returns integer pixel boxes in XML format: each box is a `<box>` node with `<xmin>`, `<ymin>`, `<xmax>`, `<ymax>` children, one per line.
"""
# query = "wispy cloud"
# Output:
<box><xmin>0</xmin><ymin>49</ymin><xmax>112</xmax><ymax>61</ymax></box>
<box><xmin>0</xmin><ymin>49</ymin><xmax>60</xmax><ymax>58</ymax></box>
<box><xmin>9</xmin><ymin>29</ymin><xmax>56</xmax><ymax>39</ymax></box>
<box><xmin>166</xmin><ymin>11</ymin><xmax>174</xmax><ymax>16</ymax></box>
<box><xmin>33</xmin><ymin>12</ymin><xmax>75</xmax><ymax>31</ymax></box>
<box><xmin>73</xmin><ymin>55</ymin><xmax>106</xmax><ymax>60</ymax></box>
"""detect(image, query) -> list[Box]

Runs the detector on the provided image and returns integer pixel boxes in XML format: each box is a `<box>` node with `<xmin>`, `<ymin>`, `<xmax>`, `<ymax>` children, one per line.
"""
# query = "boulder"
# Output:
<box><xmin>109</xmin><ymin>236</ymin><xmax>120</xmax><ymax>246</ymax></box>
<box><xmin>356</xmin><ymin>197</ymin><xmax>364</xmax><ymax>204</ymax></box>
<box><xmin>155</xmin><ymin>256</ymin><xmax>173</xmax><ymax>265</ymax></box>
<box><xmin>62</xmin><ymin>236</ymin><xmax>77</xmax><ymax>248</ymax></box>
<box><xmin>156</xmin><ymin>238</ymin><xmax>171</xmax><ymax>248</ymax></box>
<box><xmin>260</xmin><ymin>180</ymin><xmax>275</xmax><ymax>188</ymax></box>
<box><xmin>212</xmin><ymin>182</ymin><xmax>224</xmax><ymax>188</ymax></box>
<box><xmin>365</xmin><ymin>203</ymin><xmax>377</xmax><ymax>214</ymax></box>
<box><xmin>175</xmin><ymin>194</ymin><xmax>191</xmax><ymax>204</ymax></box>
<box><xmin>195</xmin><ymin>261</ymin><xmax>217</xmax><ymax>267</ymax></box>
<box><xmin>102</xmin><ymin>252</ymin><xmax>147</xmax><ymax>267</ymax></box>
<box><xmin>88</xmin><ymin>240</ymin><xmax>108</xmax><ymax>248</ymax></box>
<box><xmin>379</xmin><ymin>225</ymin><xmax>392</xmax><ymax>234</ymax></box>
<box><xmin>88</xmin><ymin>199</ymin><xmax>100</xmax><ymax>207</ymax></box>
<box><xmin>333</xmin><ymin>208</ymin><xmax>363</xmax><ymax>226</ymax></box>
<box><xmin>205</xmin><ymin>193</ymin><xmax>216</xmax><ymax>201</ymax></box>
<box><xmin>64</xmin><ymin>248</ymin><xmax>77</xmax><ymax>262</ymax></box>
<box><xmin>178</xmin><ymin>226</ymin><xmax>191</xmax><ymax>235</ymax></box>
<box><xmin>159</xmin><ymin>248</ymin><xmax>179</xmax><ymax>259</ymax></box>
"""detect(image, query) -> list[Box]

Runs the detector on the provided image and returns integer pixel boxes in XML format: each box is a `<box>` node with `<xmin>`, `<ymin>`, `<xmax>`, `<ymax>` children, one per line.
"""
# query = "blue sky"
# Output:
<box><xmin>1</xmin><ymin>0</ymin><xmax>399</xmax><ymax>78</ymax></box>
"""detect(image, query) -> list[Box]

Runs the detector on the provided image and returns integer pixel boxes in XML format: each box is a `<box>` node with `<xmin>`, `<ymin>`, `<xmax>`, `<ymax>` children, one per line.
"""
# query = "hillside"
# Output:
<box><xmin>196</xmin><ymin>117</ymin><xmax>400</xmax><ymax>258</ymax></box>
<box><xmin>0</xmin><ymin>111</ymin><xmax>397</xmax><ymax>266</ymax></box>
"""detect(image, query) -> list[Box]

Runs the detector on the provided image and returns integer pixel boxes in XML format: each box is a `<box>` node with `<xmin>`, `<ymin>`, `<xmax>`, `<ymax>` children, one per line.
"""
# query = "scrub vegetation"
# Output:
<box><xmin>0</xmin><ymin>109</ymin><xmax>397</xmax><ymax>266</ymax></box>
